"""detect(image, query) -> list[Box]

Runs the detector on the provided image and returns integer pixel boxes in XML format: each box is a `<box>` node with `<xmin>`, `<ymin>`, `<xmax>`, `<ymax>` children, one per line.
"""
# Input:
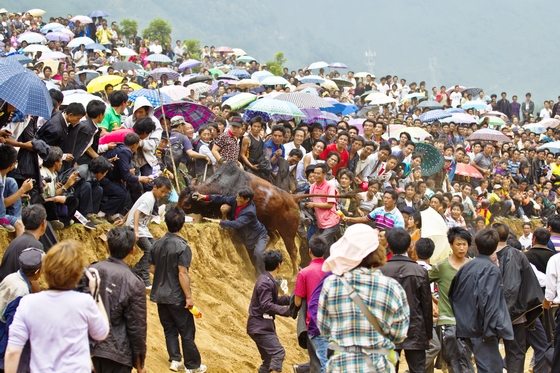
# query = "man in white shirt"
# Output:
<box><xmin>173</xmin><ymin>40</ymin><xmax>185</xmax><ymax>58</ymax></box>
<box><xmin>519</xmin><ymin>222</ymin><xmax>533</xmax><ymax>249</ymax></box>
<box><xmin>450</xmin><ymin>85</ymin><xmax>462</xmax><ymax>108</ymax></box>
<box><xmin>540</xmin><ymin>101</ymin><xmax>552</xmax><ymax>119</ymax></box>
<box><xmin>73</xmin><ymin>44</ymin><xmax>88</xmax><ymax>69</ymax></box>
<box><xmin>149</xmin><ymin>39</ymin><xmax>162</xmax><ymax>54</ymax></box>
<box><xmin>377</xmin><ymin>77</ymin><xmax>390</xmax><ymax>95</ymax></box>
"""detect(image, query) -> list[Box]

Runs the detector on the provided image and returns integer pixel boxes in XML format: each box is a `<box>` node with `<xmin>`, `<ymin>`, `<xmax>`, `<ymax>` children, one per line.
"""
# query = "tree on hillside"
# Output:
<box><xmin>266</xmin><ymin>52</ymin><xmax>287</xmax><ymax>76</ymax></box>
<box><xmin>143</xmin><ymin>18</ymin><xmax>172</xmax><ymax>46</ymax></box>
<box><xmin>119</xmin><ymin>19</ymin><xmax>138</xmax><ymax>40</ymax></box>
<box><xmin>182</xmin><ymin>39</ymin><xmax>201</xmax><ymax>61</ymax></box>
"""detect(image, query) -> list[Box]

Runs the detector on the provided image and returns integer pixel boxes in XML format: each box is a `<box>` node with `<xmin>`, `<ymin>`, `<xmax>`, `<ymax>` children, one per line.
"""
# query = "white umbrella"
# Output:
<box><xmin>17</xmin><ymin>32</ymin><xmax>46</xmax><ymax>44</ymax></box>
<box><xmin>231</xmin><ymin>48</ymin><xmax>246</xmax><ymax>56</ymax></box>
<box><xmin>354</xmin><ymin>72</ymin><xmax>373</xmax><ymax>79</ymax></box>
<box><xmin>23</xmin><ymin>44</ymin><xmax>51</xmax><ymax>53</ymax></box>
<box><xmin>307</xmin><ymin>61</ymin><xmax>329</xmax><ymax>70</ymax></box>
<box><xmin>260</xmin><ymin>76</ymin><xmax>290</xmax><ymax>86</ymax></box>
<box><xmin>58</xmin><ymin>28</ymin><xmax>75</xmax><ymax>37</ymax></box>
<box><xmin>62</xmin><ymin>92</ymin><xmax>106</xmax><ymax>107</ymax></box>
<box><xmin>70</xmin><ymin>15</ymin><xmax>93</xmax><ymax>24</ymax></box>
<box><xmin>420</xmin><ymin>207</ymin><xmax>451</xmax><ymax>263</ymax></box>
<box><xmin>38</xmin><ymin>52</ymin><xmax>68</xmax><ymax>61</ymax></box>
<box><xmin>116</xmin><ymin>47</ymin><xmax>137</xmax><ymax>57</ymax></box>
<box><xmin>75</xmin><ymin>70</ymin><xmax>100</xmax><ymax>84</ymax></box>
<box><xmin>364</xmin><ymin>92</ymin><xmax>396</xmax><ymax>105</ymax></box>
<box><xmin>160</xmin><ymin>86</ymin><xmax>191</xmax><ymax>101</ymax></box>
<box><xmin>27</xmin><ymin>9</ymin><xmax>46</xmax><ymax>16</ymax></box>
<box><xmin>186</xmin><ymin>82</ymin><xmax>212</xmax><ymax>95</ymax></box>
<box><xmin>67</xmin><ymin>37</ymin><xmax>95</xmax><ymax>48</ymax></box>
<box><xmin>251</xmin><ymin>70</ymin><xmax>273</xmax><ymax>82</ymax></box>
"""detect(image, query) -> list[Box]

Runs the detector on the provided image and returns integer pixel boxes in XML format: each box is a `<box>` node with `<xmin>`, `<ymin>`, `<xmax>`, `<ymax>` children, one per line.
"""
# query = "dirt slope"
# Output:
<box><xmin>0</xmin><ymin>222</ymin><xmax>307</xmax><ymax>372</ymax></box>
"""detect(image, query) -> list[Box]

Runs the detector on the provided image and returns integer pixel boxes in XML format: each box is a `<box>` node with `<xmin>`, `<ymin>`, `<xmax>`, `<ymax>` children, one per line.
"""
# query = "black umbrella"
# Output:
<box><xmin>357</xmin><ymin>105</ymin><xmax>379</xmax><ymax>118</ymax></box>
<box><xmin>112</xmin><ymin>61</ymin><xmax>142</xmax><ymax>71</ymax></box>
<box><xmin>464</xmin><ymin>87</ymin><xmax>483</xmax><ymax>96</ymax></box>
<box><xmin>187</xmin><ymin>75</ymin><xmax>213</xmax><ymax>84</ymax></box>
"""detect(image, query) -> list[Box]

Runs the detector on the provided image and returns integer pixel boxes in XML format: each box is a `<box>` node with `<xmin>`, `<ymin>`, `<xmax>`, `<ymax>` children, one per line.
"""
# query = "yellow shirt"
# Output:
<box><xmin>552</xmin><ymin>162</ymin><xmax>560</xmax><ymax>185</ymax></box>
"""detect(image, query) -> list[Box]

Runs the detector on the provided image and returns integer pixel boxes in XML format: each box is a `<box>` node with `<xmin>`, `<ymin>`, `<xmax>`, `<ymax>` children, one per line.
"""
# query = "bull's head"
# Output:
<box><xmin>177</xmin><ymin>176</ymin><xmax>195</xmax><ymax>211</ymax></box>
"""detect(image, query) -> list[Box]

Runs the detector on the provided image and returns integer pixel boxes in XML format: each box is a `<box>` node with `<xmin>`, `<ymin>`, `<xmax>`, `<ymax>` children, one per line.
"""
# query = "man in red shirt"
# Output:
<box><xmin>293</xmin><ymin>235</ymin><xmax>328</xmax><ymax>373</ymax></box>
<box><xmin>212</xmin><ymin>116</ymin><xmax>243</xmax><ymax>165</ymax></box>
<box><xmin>319</xmin><ymin>131</ymin><xmax>349</xmax><ymax>176</ymax></box>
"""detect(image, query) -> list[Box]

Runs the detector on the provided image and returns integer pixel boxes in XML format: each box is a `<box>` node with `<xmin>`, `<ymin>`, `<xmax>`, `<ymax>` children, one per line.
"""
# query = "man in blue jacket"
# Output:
<box><xmin>197</xmin><ymin>186</ymin><xmax>268</xmax><ymax>275</ymax></box>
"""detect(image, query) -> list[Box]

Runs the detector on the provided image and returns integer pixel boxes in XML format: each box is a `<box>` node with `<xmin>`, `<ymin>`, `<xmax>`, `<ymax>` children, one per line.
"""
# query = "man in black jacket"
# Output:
<box><xmin>525</xmin><ymin>227</ymin><xmax>556</xmax><ymax>275</ymax></box>
<box><xmin>380</xmin><ymin>228</ymin><xmax>432</xmax><ymax>373</ymax></box>
<box><xmin>493</xmin><ymin>223</ymin><xmax>544</xmax><ymax>373</ymax></box>
<box><xmin>90</xmin><ymin>226</ymin><xmax>146</xmax><ymax>373</ymax></box>
<box><xmin>68</xmin><ymin>100</ymin><xmax>106</xmax><ymax>167</ymax></box>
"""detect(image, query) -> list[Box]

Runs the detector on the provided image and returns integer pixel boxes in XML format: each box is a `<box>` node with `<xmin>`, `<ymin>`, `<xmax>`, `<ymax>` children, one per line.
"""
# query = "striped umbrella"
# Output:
<box><xmin>186</xmin><ymin>82</ymin><xmax>212</xmax><ymax>96</ymax></box>
<box><xmin>128</xmin><ymin>89</ymin><xmax>173</xmax><ymax>107</ymax></box>
<box><xmin>440</xmin><ymin>113</ymin><xmax>476</xmax><ymax>124</ymax></box>
<box><xmin>419</xmin><ymin>109</ymin><xmax>452</xmax><ymax>123</ymax></box>
<box><xmin>467</xmin><ymin>129</ymin><xmax>511</xmax><ymax>142</ymax></box>
<box><xmin>6</xmin><ymin>54</ymin><xmax>32</xmax><ymax>65</ymax></box>
<box><xmin>154</xmin><ymin>102</ymin><xmax>215</xmax><ymax>130</ymax></box>
<box><xmin>148</xmin><ymin>68</ymin><xmax>180</xmax><ymax>80</ymax></box>
<box><xmin>225</xmin><ymin>69</ymin><xmax>251</xmax><ymax>79</ymax></box>
<box><xmin>222</xmin><ymin>93</ymin><xmax>257</xmax><ymax>110</ymax></box>
<box><xmin>247</xmin><ymin>98</ymin><xmax>305</xmax><ymax>117</ymax></box>
<box><xmin>145</xmin><ymin>54</ymin><xmax>172</xmax><ymax>63</ymax></box>
<box><xmin>417</xmin><ymin>100</ymin><xmax>443</xmax><ymax>109</ymax></box>
<box><xmin>275</xmin><ymin>93</ymin><xmax>333</xmax><ymax>109</ymax></box>
<box><xmin>328</xmin><ymin>62</ymin><xmax>348</xmax><ymax>69</ymax></box>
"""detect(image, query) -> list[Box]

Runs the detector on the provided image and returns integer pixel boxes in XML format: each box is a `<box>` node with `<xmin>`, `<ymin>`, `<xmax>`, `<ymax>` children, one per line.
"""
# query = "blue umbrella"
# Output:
<box><xmin>251</xmin><ymin>71</ymin><xmax>273</xmax><ymax>82</ymax></box>
<box><xmin>6</xmin><ymin>54</ymin><xmax>32</xmax><ymax>65</ymax></box>
<box><xmin>40</xmin><ymin>23</ymin><xmax>65</xmax><ymax>34</ymax></box>
<box><xmin>419</xmin><ymin>109</ymin><xmax>452</xmax><ymax>123</ymax></box>
<box><xmin>225</xmin><ymin>69</ymin><xmax>251</xmax><ymax>79</ymax></box>
<box><xmin>523</xmin><ymin>123</ymin><xmax>546</xmax><ymax>134</ymax></box>
<box><xmin>299</xmin><ymin>75</ymin><xmax>325</xmax><ymax>84</ymax></box>
<box><xmin>85</xmin><ymin>43</ymin><xmax>106</xmax><ymax>51</ymax></box>
<box><xmin>221</xmin><ymin>92</ymin><xmax>241</xmax><ymax>102</ymax></box>
<box><xmin>128</xmin><ymin>89</ymin><xmax>173</xmax><ymax>107</ymax></box>
<box><xmin>88</xmin><ymin>10</ymin><xmax>110</xmax><ymax>18</ymax></box>
<box><xmin>538</xmin><ymin>141</ymin><xmax>560</xmax><ymax>154</ymax></box>
<box><xmin>445</xmin><ymin>108</ymin><xmax>465</xmax><ymax>114</ymax></box>
<box><xmin>461</xmin><ymin>100</ymin><xmax>488</xmax><ymax>111</ymax></box>
<box><xmin>321</xmin><ymin>103</ymin><xmax>357</xmax><ymax>116</ymax></box>
<box><xmin>0</xmin><ymin>58</ymin><xmax>53</xmax><ymax>118</ymax></box>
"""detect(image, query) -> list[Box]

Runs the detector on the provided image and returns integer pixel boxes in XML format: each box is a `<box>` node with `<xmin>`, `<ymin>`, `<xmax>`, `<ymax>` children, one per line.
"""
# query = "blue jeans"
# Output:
<box><xmin>1</xmin><ymin>177</ymin><xmax>21</xmax><ymax>225</ymax></box>
<box><xmin>465</xmin><ymin>336</ymin><xmax>502</xmax><ymax>373</ymax></box>
<box><xmin>309</xmin><ymin>334</ymin><xmax>329</xmax><ymax>373</ymax></box>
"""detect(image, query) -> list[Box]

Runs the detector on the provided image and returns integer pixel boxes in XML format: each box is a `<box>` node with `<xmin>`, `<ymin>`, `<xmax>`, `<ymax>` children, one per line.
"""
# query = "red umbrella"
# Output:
<box><xmin>455</xmin><ymin>163</ymin><xmax>483</xmax><ymax>178</ymax></box>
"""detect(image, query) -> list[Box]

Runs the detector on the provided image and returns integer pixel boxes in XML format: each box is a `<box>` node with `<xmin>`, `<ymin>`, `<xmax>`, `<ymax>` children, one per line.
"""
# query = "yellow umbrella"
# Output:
<box><xmin>420</xmin><ymin>207</ymin><xmax>451</xmax><ymax>263</ymax></box>
<box><xmin>36</xmin><ymin>59</ymin><xmax>60</xmax><ymax>74</ymax></box>
<box><xmin>27</xmin><ymin>9</ymin><xmax>46</xmax><ymax>16</ymax></box>
<box><xmin>87</xmin><ymin>75</ymin><xmax>124</xmax><ymax>93</ymax></box>
<box><xmin>114</xmin><ymin>82</ymin><xmax>142</xmax><ymax>91</ymax></box>
<box><xmin>321</xmin><ymin>80</ymin><xmax>338</xmax><ymax>90</ymax></box>
<box><xmin>235</xmin><ymin>79</ymin><xmax>260</xmax><ymax>89</ymax></box>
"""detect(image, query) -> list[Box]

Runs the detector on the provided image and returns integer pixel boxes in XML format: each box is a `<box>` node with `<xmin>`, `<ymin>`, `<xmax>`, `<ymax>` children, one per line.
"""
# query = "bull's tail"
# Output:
<box><xmin>291</xmin><ymin>191</ymin><xmax>357</xmax><ymax>201</ymax></box>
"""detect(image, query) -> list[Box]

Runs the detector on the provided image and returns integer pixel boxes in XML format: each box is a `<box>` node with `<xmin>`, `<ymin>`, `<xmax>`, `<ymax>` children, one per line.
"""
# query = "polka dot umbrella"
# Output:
<box><xmin>415</xmin><ymin>142</ymin><xmax>444</xmax><ymax>177</ymax></box>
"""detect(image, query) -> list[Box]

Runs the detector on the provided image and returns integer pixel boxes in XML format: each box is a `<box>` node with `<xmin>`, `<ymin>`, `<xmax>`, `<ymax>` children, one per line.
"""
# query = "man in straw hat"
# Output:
<box><xmin>317</xmin><ymin>224</ymin><xmax>410</xmax><ymax>372</ymax></box>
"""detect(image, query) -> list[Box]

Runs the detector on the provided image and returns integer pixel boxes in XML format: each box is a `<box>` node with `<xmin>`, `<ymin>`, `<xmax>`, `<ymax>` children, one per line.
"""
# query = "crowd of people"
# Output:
<box><xmin>1</xmin><ymin>6</ymin><xmax>560</xmax><ymax>373</ymax></box>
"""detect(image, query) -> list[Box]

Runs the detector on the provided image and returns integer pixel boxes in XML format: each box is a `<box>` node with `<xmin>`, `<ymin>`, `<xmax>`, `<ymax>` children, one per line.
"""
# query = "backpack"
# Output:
<box><xmin>164</xmin><ymin>132</ymin><xmax>186</xmax><ymax>172</ymax></box>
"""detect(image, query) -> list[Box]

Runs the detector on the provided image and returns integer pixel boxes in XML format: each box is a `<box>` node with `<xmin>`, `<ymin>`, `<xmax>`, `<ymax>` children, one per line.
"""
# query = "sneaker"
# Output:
<box><xmin>185</xmin><ymin>365</ymin><xmax>207</xmax><ymax>373</ymax></box>
<box><xmin>169</xmin><ymin>360</ymin><xmax>184</xmax><ymax>371</ymax></box>
<box><xmin>49</xmin><ymin>220</ymin><xmax>65</xmax><ymax>230</ymax></box>
<box><xmin>107</xmin><ymin>214</ymin><xmax>124</xmax><ymax>224</ymax></box>
<box><xmin>84</xmin><ymin>221</ymin><xmax>97</xmax><ymax>230</ymax></box>
<box><xmin>521</xmin><ymin>215</ymin><xmax>530</xmax><ymax>223</ymax></box>
<box><xmin>87</xmin><ymin>214</ymin><xmax>104</xmax><ymax>224</ymax></box>
<box><xmin>0</xmin><ymin>218</ymin><xmax>15</xmax><ymax>232</ymax></box>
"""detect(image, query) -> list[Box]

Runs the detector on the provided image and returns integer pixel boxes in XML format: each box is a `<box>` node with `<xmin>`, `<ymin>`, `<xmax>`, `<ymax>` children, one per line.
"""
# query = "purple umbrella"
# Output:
<box><xmin>45</xmin><ymin>32</ymin><xmax>70</xmax><ymax>42</ymax></box>
<box><xmin>178</xmin><ymin>59</ymin><xmax>202</xmax><ymax>71</ymax></box>
<box><xmin>328</xmin><ymin>62</ymin><xmax>348</xmax><ymax>69</ymax></box>
<box><xmin>154</xmin><ymin>102</ymin><xmax>215</xmax><ymax>130</ymax></box>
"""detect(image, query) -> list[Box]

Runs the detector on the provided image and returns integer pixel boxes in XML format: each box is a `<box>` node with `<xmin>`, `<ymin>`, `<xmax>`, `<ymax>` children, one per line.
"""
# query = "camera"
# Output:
<box><xmin>43</xmin><ymin>176</ymin><xmax>52</xmax><ymax>183</ymax></box>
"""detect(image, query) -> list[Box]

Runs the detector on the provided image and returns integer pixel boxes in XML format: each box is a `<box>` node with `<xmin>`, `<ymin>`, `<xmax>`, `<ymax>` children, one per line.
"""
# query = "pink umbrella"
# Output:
<box><xmin>214</xmin><ymin>46</ymin><xmax>233</xmax><ymax>53</ymax></box>
<box><xmin>45</xmin><ymin>32</ymin><xmax>70</xmax><ymax>42</ymax></box>
<box><xmin>445</xmin><ymin>85</ymin><xmax>466</xmax><ymax>95</ymax></box>
<box><xmin>539</xmin><ymin>118</ymin><xmax>560</xmax><ymax>129</ymax></box>
<box><xmin>70</xmin><ymin>15</ymin><xmax>93</xmax><ymax>24</ymax></box>
<box><xmin>455</xmin><ymin>163</ymin><xmax>483</xmax><ymax>178</ymax></box>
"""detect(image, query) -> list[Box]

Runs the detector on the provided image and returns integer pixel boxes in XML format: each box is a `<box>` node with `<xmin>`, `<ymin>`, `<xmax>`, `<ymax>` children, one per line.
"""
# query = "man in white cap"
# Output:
<box><xmin>317</xmin><ymin>224</ymin><xmax>410</xmax><ymax>372</ymax></box>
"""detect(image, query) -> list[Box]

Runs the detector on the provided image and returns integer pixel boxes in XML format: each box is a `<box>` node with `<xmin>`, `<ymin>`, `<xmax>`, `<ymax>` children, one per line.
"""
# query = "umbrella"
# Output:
<box><xmin>420</xmin><ymin>207</ymin><xmax>450</xmax><ymax>263</ymax></box>
<box><xmin>38</xmin><ymin>59</ymin><xmax>59</xmax><ymax>74</ymax></box>
<box><xmin>67</xmin><ymin>37</ymin><xmax>95</xmax><ymax>48</ymax></box>
<box><xmin>187</xmin><ymin>75</ymin><xmax>213</xmax><ymax>84</ymax></box>
<box><xmin>276</xmin><ymin>93</ymin><xmax>333</xmax><ymax>109</ymax></box>
<box><xmin>247</xmin><ymin>98</ymin><xmax>305</xmax><ymax>117</ymax></box>
<box><xmin>539</xmin><ymin>118</ymin><xmax>560</xmax><ymax>129</ymax></box>
<box><xmin>307</xmin><ymin>61</ymin><xmax>329</xmax><ymax>70</ymax></box>
<box><xmin>445</xmin><ymin>108</ymin><xmax>465</xmax><ymax>114</ymax></box>
<box><xmin>70</xmin><ymin>15</ymin><xmax>93</xmax><ymax>24</ymax></box>
<box><xmin>299</xmin><ymin>87</ymin><xmax>319</xmax><ymax>95</ymax></box>
<box><xmin>478</xmin><ymin>116</ymin><xmax>506</xmax><ymax>127</ymax></box>
<box><xmin>88</xmin><ymin>10</ymin><xmax>110</xmax><ymax>17</ymax></box>
<box><xmin>455</xmin><ymin>163</ymin><xmax>483</xmax><ymax>178</ymax></box>
<box><xmin>329</xmin><ymin>62</ymin><xmax>348</xmax><ymax>69</ymax></box>
<box><xmin>295</xmin><ymin>83</ymin><xmax>322</xmax><ymax>92</ymax></box>
<box><xmin>87</xmin><ymin>75</ymin><xmax>124</xmax><ymax>93</ymax></box>
<box><xmin>62</xmin><ymin>92</ymin><xmax>105</xmax><ymax>107</ymax></box>
<box><xmin>206</xmin><ymin>68</ymin><xmax>223</xmax><ymax>77</ymax></box>
<box><xmin>364</xmin><ymin>92</ymin><xmax>395</xmax><ymax>105</ymax></box>
<box><xmin>331</xmin><ymin>78</ymin><xmax>353</xmax><ymax>87</ymax></box>
<box><xmin>75</xmin><ymin>70</ymin><xmax>100</xmax><ymax>83</ymax></box>
<box><xmin>214</xmin><ymin>46</ymin><xmax>233</xmax><ymax>53</ymax></box>
<box><xmin>85</xmin><ymin>43</ymin><xmax>107</xmax><ymax>51</ymax></box>
<box><xmin>148</xmin><ymin>68</ymin><xmax>180</xmax><ymax>81</ymax></box>
<box><xmin>115</xmin><ymin>47</ymin><xmax>137</xmax><ymax>57</ymax></box>
<box><xmin>415</xmin><ymin>142</ymin><xmax>444</xmax><ymax>177</ymax></box>
<box><xmin>129</xmin><ymin>89</ymin><xmax>173</xmax><ymax>107</ymax></box>
<box><xmin>226</xmin><ymin>69</ymin><xmax>251</xmax><ymax>79</ymax></box>
<box><xmin>354</xmin><ymin>72</ymin><xmax>372</xmax><ymax>79</ymax></box>
<box><xmin>45</xmin><ymin>32</ymin><xmax>71</xmax><ymax>42</ymax></box>
<box><xmin>417</xmin><ymin>100</ymin><xmax>443</xmax><ymax>109</ymax></box>
<box><xmin>114</xmin><ymin>82</ymin><xmax>142</xmax><ymax>91</ymax></box>
<box><xmin>305</xmin><ymin>111</ymin><xmax>339</xmax><ymax>128</ymax></box>
<box><xmin>58</xmin><ymin>29</ymin><xmax>75</xmax><ymax>37</ymax></box>
<box><xmin>38</xmin><ymin>51</ymin><xmax>68</xmax><ymax>61</ymax></box>
<box><xmin>235</xmin><ymin>79</ymin><xmax>260</xmax><ymax>89</ymax></box>
<box><xmin>154</xmin><ymin>102</ymin><xmax>215</xmax><ymax>130</ymax></box>
<box><xmin>419</xmin><ymin>109</ymin><xmax>452</xmax><ymax>123</ymax></box>
<box><xmin>0</xmin><ymin>58</ymin><xmax>53</xmax><ymax>119</ymax></box>
<box><xmin>321</xmin><ymin>80</ymin><xmax>338</xmax><ymax>90</ymax></box>
<box><xmin>231</xmin><ymin>48</ymin><xmax>246</xmax><ymax>56</ymax></box>
<box><xmin>445</xmin><ymin>86</ymin><xmax>466</xmax><ymax>95</ymax></box>
<box><xmin>251</xmin><ymin>70</ymin><xmax>273</xmax><ymax>82</ymax></box>
<box><xmin>160</xmin><ymin>86</ymin><xmax>191</xmax><ymax>101</ymax></box>
<box><xmin>467</xmin><ymin>128</ymin><xmax>511</xmax><ymax>142</ymax></box>
<box><xmin>145</xmin><ymin>54</ymin><xmax>172</xmax><ymax>63</ymax></box>
<box><xmin>40</xmin><ymin>23</ymin><xmax>65</xmax><ymax>34</ymax></box>
<box><xmin>357</xmin><ymin>105</ymin><xmax>379</xmax><ymax>118</ymax></box>
<box><xmin>392</xmin><ymin>127</ymin><xmax>432</xmax><ymax>141</ymax></box>
<box><xmin>538</xmin><ymin>141</ymin><xmax>560</xmax><ymax>154</ymax></box>
<box><xmin>111</xmin><ymin>61</ymin><xmax>141</xmax><ymax>71</ymax></box>
<box><xmin>464</xmin><ymin>87</ymin><xmax>483</xmax><ymax>96</ymax></box>
<box><xmin>178</xmin><ymin>59</ymin><xmax>201</xmax><ymax>71</ymax></box>
<box><xmin>402</xmin><ymin>92</ymin><xmax>426</xmax><ymax>101</ymax></box>
<box><xmin>23</xmin><ymin>44</ymin><xmax>50</xmax><ymax>53</ymax></box>
<box><xmin>185</xmin><ymin>82</ymin><xmax>211</xmax><ymax>96</ymax></box>
<box><xmin>260</xmin><ymin>76</ymin><xmax>290</xmax><ymax>86</ymax></box>
<box><xmin>320</xmin><ymin>100</ymin><xmax>357</xmax><ymax>116</ymax></box>
<box><xmin>440</xmin><ymin>113</ymin><xmax>476</xmax><ymax>124</ymax></box>
<box><xmin>27</xmin><ymin>9</ymin><xmax>46</xmax><ymax>16</ymax></box>
<box><xmin>461</xmin><ymin>100</ymin><xmax>488</xmax><ymax>111</ymax></box>
<box><xmin>236</xmin><ymin>56</ymin><xmax>257</xmax><ymax>64</ymax></box>
<box><xmin>222</xmin><ymin>93</ymin><xmax>257</xmax><ymax>110</ymax></box>
<box><xmin>43</xmin><ymin>81</ymin><xmax>59</xmax><ymax>91</ymax></box>
<box><xmin>299</xmin><ymin>75</ymin><xmax>325</xmax><ymax>84</ymax></box>
<box><xmin>6</xmin><ymin>54</ymin><xmax>32</xmax><ymax>65</ymax></box>
<box><xmin>17</xmin><ymin>32</ymin><xmax>46</xmax><ymax>44</ymax></box>
<box><xmin>482</xmin><ymin>111</ymin><xmax>509</xmax><ymax>119</ymax></box>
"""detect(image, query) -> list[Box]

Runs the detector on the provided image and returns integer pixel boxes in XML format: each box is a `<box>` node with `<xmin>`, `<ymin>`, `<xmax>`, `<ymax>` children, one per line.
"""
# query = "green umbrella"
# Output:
<box><xmin>208</xmin><ymin>68</ymin><xmax>224</xmax><ymax>77</ymax></box>
<box><xmin>221</xmin><ymin>93</ymin><xmax>257</xmax><ymax>110</ymax></box>
<box><xmin>415</xmin><ymin>142</ymin><xmax>444</xmax><ymax>177</ymax></box>
<box><xmin>478</xmin><ymin>116</ymin><xmax>506</xmax><ymax>127</ymax></box>
<box><xmin>236</xmin><ymin>56</ymin><xmax>257</xmax><ymax>63</ymax></box>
